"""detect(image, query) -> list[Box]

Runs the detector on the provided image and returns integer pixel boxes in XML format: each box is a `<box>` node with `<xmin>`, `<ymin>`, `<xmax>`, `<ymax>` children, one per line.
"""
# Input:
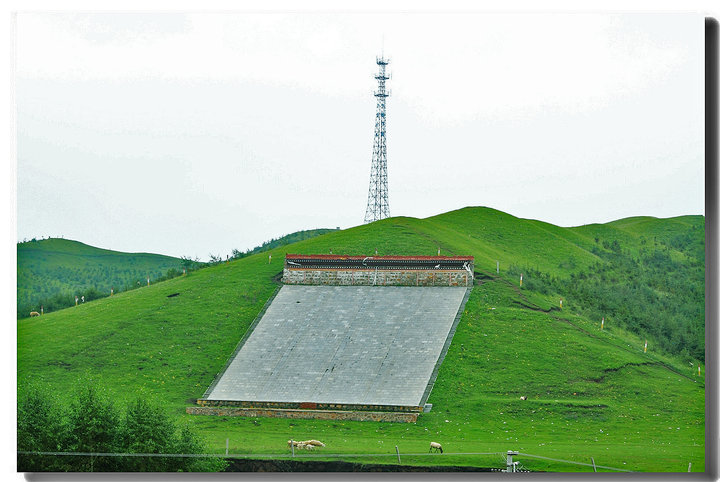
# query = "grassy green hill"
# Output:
<box><xmin>17</xmin><ymin>238</ymin><xmax>185</xmax><ymax>317</ymax></box>
<box><xmin>17</xmin><ymin>207</ymin><xmax>705</xmax><ymax>472</ymax></box>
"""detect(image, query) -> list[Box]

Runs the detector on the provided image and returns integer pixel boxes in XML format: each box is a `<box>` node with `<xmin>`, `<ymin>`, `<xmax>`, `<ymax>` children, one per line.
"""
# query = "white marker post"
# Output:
<box><xmin>698</xmin><ymin>366</ymin><xmax>701</xmax><ymax>376</ymax></box>
<box><xmin>520</xmin><ymin>274</ymin><xmax>523</xmax><ymax>287</ymax></box>
<box><xmin>644</xmin><ymin>340</ymin><xmax>648</xmax><ymax>353</ymax></box>
<box><xmin>147</xmin><ymin>277</ymin><xmax>150</xmax><ymax>286</ymax></box>
<box><xmin>560</xmin><ymin>299</ymin><xmax>563</xmax><ymax>309</ymax></box>
<box><xmin>183</xmin><ymin>268</ymin><xmax>186</xmax><ymax>276</ymax></box>
<box><xmin>75</xmin><ymin>296</ymin><xmax>78</xmax><ymax>306</ymax></box>
<box><xmin>111</xmin><ymin>288</ymin><xmax>114</xmax><ymax>296</ymax></box>
<box><xmin>497</xmin><ymin>261</ymin><xmax>499</xmax><ymax>274</ymax></box>
<box><xmin>40</xmin><ymin>306</ymin><xmax>43</xmax><ymax>315</ymax></box>
<box><xmin>601</xmin><ymin>317</ymin><xmax>604</xmax><ymax>330</ymax></box>
<box><xmin>438</xmin><ymin>248</ymin><xmax>441</xmax><ymax>256</ymax></box>
<box><xmin>269</xmin><ymin>254</ymin><xmax>272</xmax><ymax>264</ymax></box>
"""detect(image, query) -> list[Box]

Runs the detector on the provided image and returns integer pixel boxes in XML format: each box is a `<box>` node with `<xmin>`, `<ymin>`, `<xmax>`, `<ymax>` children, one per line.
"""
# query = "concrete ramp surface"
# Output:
<box><xmin>204</xmin><ymin>285</ymin><xmax>468</xmax><ymax>407</ymax></box>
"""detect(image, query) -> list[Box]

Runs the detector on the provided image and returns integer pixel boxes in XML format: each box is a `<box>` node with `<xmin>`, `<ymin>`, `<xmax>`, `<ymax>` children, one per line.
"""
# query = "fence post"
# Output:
<box><xmin>395</xmin><ymin>445</ymin><xmax>401</xmax><ymax>464</ymax></box>
<box><xmin>591</xmin><ymin>457</ymin><xmax>597</xmax><ymax>472</ymax></box>
<box><xmin>226</xmin><ymin>438</ymin><xmax>229</xmax><ymax>455</ymax></box>
<box><xmin>291</xmin><ymin>441</ymin><xmax>295</xmax><ymax>458</ymax></box>
<box><xmin>506</xmin><ymin>451</ymin><xmax>518</xmax><ymax>472</ymax></box>
<box><xmin>688</xmin><ymin>462</ymin><xmax>692</xmax><ymax>472</ymax></box>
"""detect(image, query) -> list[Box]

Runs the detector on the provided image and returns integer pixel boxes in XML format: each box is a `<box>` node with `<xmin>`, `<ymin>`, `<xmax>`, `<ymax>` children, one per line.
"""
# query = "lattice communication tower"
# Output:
<box><xmin>364</xmin><ymin>56</ymin><xmax>391</xmax><ymax>223</ymax></box>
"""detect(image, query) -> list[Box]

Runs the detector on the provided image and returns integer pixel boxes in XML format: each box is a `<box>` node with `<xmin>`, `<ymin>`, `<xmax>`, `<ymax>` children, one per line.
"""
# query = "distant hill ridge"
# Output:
<box><xmin>17</xmin><ymin>238</ymin><xmax>184</xmax><ymax>317</ymax></box>
<box><xmin>18</xmin><ymin>237</ymin><xmax>166</xmax><ymax>256</ymax></box>
<box><xmin>17</xmin><ymin>229</ymin><xmax>340</xmax><ymax>317</ymax></box>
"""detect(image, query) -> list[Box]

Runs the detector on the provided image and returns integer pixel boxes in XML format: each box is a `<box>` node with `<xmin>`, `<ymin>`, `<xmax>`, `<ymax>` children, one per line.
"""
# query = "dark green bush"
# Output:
<box><xmin>17</xmin><ymin>384</ymin><xmax>226</xmax><ymax>473</ymax></box>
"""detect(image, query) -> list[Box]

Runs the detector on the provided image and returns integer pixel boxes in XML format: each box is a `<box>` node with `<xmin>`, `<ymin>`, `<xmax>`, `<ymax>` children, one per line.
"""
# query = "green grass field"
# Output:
<box><xmin>17</xmin><ymin>207</ymin><xmax>705</xmax><ymax>472</ymax></box>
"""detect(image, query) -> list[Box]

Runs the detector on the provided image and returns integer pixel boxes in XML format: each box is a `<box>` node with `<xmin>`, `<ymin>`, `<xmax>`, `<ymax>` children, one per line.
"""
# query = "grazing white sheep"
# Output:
<box><xmin>301</xmin><ymin>439</ymin><xmax>325</xmax><ymax>447</ymax></box>
<box><xmin>520</xmin><ymin>396</ymin><xmax>527</xmax><ymax>401</ymax></box>
<box><xmin>288</xmin><ymin>440</ymin><xmax>322</xmax><ymax>450</ymax></box>
<box><xmin>429</xmin><ymin>441</ymin><xmax>443</xmax><ymax>454</ymax></box>
<box><xmin>29</xmin><ymin>311</ymin><xmax>40</xmax><ymax>317</ymax></box>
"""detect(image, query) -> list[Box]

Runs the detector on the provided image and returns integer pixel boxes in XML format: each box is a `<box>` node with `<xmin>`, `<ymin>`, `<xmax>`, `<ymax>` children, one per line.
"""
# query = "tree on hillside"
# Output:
<box><xmin>118</xmin><ymin>398</ymin><xmax>176</xmax><ymax>471</ymax></box>
<box><xmin>17</xmin><ymin>386</ymin><xmax>67</xmax><ymax>472</ymax></box>
<box><xmin>17</xmin><ymin>385</ymin><xmax>226</xmax><ymax>473</ymax></box>
<box><xmin>65</xmin><ymin>385</ymin><xmax>121</xmax><ymax>472</ymax></box>
<box><xmin>119</xmin><ymin>398</ymin><xmax>225</xmax><ymax>472</ymax></box>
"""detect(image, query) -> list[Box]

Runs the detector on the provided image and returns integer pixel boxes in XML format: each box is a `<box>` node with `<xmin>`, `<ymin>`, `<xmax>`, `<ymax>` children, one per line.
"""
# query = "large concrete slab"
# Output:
<box><xmin>205</xmin><ymin>285</ymin><xmax>468</xmax><ymax>407</ymax></box>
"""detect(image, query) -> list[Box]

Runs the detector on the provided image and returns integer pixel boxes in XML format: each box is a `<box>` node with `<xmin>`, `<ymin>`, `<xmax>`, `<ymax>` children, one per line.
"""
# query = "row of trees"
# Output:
<box><xmin>18</xmin><ymin>384</ymin><xmax>226</xmax><ymax>472</ymax></box>
<box><xmin>229</xmin><ymin>228</ymin><xmax>339</xmax><ymax>261</ymax></box>
<box><xmin>18</xmin><ymin>262</ymin><xmax>204</xmax><ymax>318</ymax></box>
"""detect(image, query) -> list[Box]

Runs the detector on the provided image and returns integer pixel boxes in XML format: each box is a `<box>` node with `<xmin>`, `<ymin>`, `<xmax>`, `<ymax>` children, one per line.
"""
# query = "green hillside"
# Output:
<box><xmin>17</xmin><ymin>207</ymin><xmax>705</xmax><ymax>472</ymax></box>
<box><xmin>17</xmin><ymin>238</ymin><xmax>185</xmax><ymax>317</ymax></box>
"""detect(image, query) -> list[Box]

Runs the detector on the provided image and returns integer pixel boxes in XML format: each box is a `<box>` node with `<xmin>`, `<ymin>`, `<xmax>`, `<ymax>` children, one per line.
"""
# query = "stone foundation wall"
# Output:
<box><xmin>186</xmin><ymin>406</ymin><xmax>419</xmax><ymax>423</ymax></box>
<box><xmin>197</xmin><ymin>398</ymin><xmax>421</xmax><ymax>413</ymax></box>
<box><xmin>283</xmin><ymin>268</ymin><xmax>472</xmax><ymax>287</ymax></box>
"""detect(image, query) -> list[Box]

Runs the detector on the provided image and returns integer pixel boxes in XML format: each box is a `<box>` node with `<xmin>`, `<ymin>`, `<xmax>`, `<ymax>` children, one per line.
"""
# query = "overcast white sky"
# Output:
<box><xmin>14</xmin><ymin>12</ymin><xmax>704</xmax><ymax>260</ymax></box>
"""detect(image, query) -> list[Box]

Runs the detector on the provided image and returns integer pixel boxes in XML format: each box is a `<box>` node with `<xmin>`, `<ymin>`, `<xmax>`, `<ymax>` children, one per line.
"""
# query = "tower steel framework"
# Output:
<box><xmin>364</xmin><ymin>56</ymin><xmax>391</xmax><ymax>223</ymax></box>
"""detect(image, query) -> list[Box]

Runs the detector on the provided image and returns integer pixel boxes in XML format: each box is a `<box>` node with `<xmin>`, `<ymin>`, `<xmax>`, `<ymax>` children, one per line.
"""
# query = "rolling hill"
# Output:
<box><xmin>17</xmin><ymin>230</ymin><xmax>341</xmax><ymax>318</ymax></box>
<box><xmin>16</xmin><ymin>207</ymin><xmax>705</xmax><ymax>472</ymax></box>
<box><xmin>17</xmin><ymin>238</ymin><xmax>185</xmax><ymax>317</ymax></box>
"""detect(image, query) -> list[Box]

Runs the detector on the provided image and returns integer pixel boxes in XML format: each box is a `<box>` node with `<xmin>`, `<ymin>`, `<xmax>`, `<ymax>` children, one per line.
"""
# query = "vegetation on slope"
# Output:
<box><xmin>17</xmin><ymin>238</ymin><xmax>185</xmax><ymax>317</ymax></box>
<box><xmin>17</xmin><ymin>207</ymin><xmax>705</xmax><ymax>472</ymax></box>
<box><xmin>508</xmin><ymin>215</ymin><xmax>705</xmax><ymax>360</ymax></box>
<box><xmin>230</xmin><ymin>228</ymin><xmax>340</xmax><ymax>260</ymax></box>
<box><xmin>17</xmin><ymin>228</ymin><xmax>337</xmax><ymax>318</ymax></box>
<box><xmin>18</xmin><ymin>384</ymin><xmax>225</xmax><ymax>472</ymax></box>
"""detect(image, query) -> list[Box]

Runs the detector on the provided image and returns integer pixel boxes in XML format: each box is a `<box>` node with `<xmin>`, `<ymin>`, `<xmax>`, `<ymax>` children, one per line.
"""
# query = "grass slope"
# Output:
<box><xmin>17</xmin><ymin>238</ymin><xmax>183</xmax><ymax>315</ymax></box>
<box><xmin>17</xmin><ymin>207</ymin><xmax>705</xmax><ymax>472</ymax></box>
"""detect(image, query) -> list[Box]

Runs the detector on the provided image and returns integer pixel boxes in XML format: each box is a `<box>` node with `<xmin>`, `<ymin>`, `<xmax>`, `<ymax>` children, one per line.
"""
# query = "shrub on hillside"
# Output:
<box><xmin>513</xmin><ymin>239</ymin><xmax>704</xmax><ymax>361</ymax></box>
<box><xmin>17</xmin><ymin>385</ymin><xmax>67</xmax><ymax>472</ymax></box>
<box><xmin>118</xmin><ymin>398</ymin><xmax>225</xmax><ymax>472</ymax></box>
<box><xmin>17</xmin><ymin>384</ymin><xmax>226</xmax><ymax>473</ymax></box>
<box><xmin>64</xmin><ymin>385</ymin><xmax>121</xmax><ymax>471</ymax></box>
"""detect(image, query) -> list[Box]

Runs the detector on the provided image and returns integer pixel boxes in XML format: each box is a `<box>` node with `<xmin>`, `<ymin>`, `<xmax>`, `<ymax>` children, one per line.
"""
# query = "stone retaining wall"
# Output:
<box><xmin>197</xmin><ymin>398</ymin><xmax>421</xmax><ymax>413</ymax></box>
<box><xmin>186</xmin><ymin>406</ymin><xmax>419</xmax><ymax>423</ymax></box>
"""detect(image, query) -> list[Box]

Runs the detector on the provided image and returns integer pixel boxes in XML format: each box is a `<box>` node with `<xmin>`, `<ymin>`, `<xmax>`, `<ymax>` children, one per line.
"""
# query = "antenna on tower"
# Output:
<box><xmin>364</xmin><ymin>55</ymin><xmax>391</xmax><ymax>223</ymax></box>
